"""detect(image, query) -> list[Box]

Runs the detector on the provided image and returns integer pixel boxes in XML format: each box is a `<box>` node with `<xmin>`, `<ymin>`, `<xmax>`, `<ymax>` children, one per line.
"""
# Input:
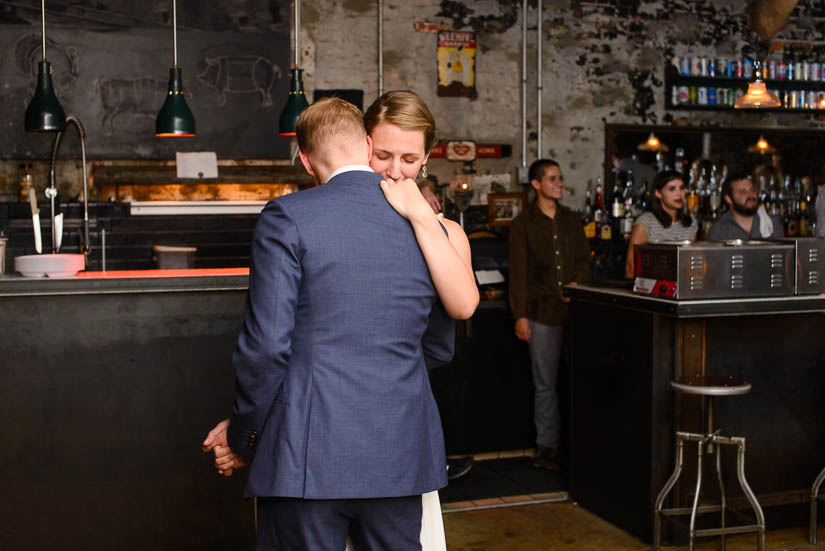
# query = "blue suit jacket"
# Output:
<box><xmin>227</xmin><ymin>169</ymin><xmax>453</xmax><ymax>499</ymax></box>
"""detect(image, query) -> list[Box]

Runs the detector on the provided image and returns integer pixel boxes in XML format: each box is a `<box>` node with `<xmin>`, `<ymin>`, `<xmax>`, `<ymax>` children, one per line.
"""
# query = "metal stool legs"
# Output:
<box><xmin>810</xmin><ymin>464</ymin><xmax>825</xmax><ymax>544</ymax></box>
<box><xmin>653</xmin><ymin>431</ymin><xmax>766</xmax><ymax>550</ymax></box>
<box><xmin>713</xmin><ymin>436</ymin><xmax>726</xmax><ymax>550</ymax></box>
<box><xmin>654</xmin><ymin>435</ymin><xmax>685</xmax><ymax>550</ymax></box>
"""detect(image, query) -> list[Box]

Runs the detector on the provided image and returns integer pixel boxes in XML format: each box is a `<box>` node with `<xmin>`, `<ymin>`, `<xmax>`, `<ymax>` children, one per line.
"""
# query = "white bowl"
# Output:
<box><xmin>15</xmin><ymin>254</ymin><xmax>86</xmax><ymax>278</ymax></box>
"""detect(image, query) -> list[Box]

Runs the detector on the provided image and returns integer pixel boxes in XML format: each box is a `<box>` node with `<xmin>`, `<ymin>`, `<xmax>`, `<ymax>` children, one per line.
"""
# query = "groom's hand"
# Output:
<box><xmin>213</xmin><ymin>445</ymin><xmax>250</xmax><ymax>477</ymax></box>
<box><xmin>203</xmin><ymin>418</ymin><xmax>249</xmax><ymax>476</ymax></box>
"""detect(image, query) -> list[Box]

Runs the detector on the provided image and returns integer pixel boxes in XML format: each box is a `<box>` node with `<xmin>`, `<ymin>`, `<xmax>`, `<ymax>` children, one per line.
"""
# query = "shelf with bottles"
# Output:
<box><xmin>753</xmin><ymin>174</ymin><xmax>819</xmax><ymax>237</ymax></box>
<box><xmin>582</xmin><ymin>175</ymin><xmax>642</xmax><ymax>251</ymax></box>
<box><xmin>664</xmin><ymin>62</ymin><xmax>825</xmax><ymax>112</ymax></box>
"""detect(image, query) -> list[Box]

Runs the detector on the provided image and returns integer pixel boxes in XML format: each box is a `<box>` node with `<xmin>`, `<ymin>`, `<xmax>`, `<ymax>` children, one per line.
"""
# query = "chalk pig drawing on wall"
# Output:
<box><xmin>15</xmin><ymin>34</ymin><xmax>80</xmax><ymax>96</ymax></box>
<box><xmin>196</xmin><ymin>56</ymin><xmax>280</xmax><ymax>107</ymax></box>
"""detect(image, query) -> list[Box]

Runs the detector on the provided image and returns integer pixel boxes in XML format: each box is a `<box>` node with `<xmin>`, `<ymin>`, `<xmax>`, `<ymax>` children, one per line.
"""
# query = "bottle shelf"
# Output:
<box><xmin>664</xmin><ymin>63</ymin><xmax>825</xmax><ymax>113</ymax></box>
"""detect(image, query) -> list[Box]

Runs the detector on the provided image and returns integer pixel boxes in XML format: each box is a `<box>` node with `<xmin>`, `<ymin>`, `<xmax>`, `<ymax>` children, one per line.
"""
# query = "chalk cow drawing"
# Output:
<box><xmin>196</xmin><ymin>55</ymin><xmax>280</xmax><ymax>107</ymax></box>
<box><xmin>96</xmin><ymin>78</ymin><xmax>167</xmax><ymax>135</ymax></box>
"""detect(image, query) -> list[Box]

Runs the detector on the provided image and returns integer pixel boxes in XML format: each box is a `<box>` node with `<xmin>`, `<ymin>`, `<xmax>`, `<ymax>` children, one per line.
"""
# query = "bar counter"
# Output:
<box><xmin>1</xmin><ymin>268</ymin><xmax>255</xmax><ymax>550</ymax></box>
<box><xmin>0</xmin><ymin>267</ymin><xmax>249</xmax><ymax>296</ymax></box>
<box><xmin>565</xmin><ymin>283</ymin><xmax>825</xmax><ymax>543</ymax></box>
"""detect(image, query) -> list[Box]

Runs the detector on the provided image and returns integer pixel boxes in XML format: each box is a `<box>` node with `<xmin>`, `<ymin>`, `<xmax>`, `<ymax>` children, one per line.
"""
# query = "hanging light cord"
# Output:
<box><xmin>40</xmin><ymin>0</ymin><xmax>46</xmax><ymax>61</ymax></box>
<box><xmin>294</xmin><ymin>0</ymin><xmax>301</xmax><ymax>68</ymax></box>
<box><xmin>172</xmin><ymin>0</ymin><xmax>178</xmax><ymax>68</ymax></box>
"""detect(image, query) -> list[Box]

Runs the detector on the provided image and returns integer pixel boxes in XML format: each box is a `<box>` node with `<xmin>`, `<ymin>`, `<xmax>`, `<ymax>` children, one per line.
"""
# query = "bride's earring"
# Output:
<box><xmin>421</xmin><ymin>164</ymin><xmax>428</xmax><ymax>179</ymax></box>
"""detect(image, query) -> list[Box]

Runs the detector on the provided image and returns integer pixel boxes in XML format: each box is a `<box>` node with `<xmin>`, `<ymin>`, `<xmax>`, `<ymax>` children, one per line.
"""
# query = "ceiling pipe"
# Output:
<box><xmin>378</xmin><ymin>0</ymin><xmax>384</xmax><ymax>97</ymax></box>
<box><xmin>537</xmin><ymin>0</ymin><xmax>542</xmax><ymax>158</ymax></box>
<box><xmin>521</xmin><ymin>0</ymin><xmax>527</xmax><ymax>169</ymax></box>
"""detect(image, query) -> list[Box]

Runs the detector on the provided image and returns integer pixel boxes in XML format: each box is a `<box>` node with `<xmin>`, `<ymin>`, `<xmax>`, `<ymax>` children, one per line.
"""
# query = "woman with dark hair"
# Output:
<box><xmin>624</xmin><ymin>170</ymin><xmax>698</xmax><ymax>278</ymax></box>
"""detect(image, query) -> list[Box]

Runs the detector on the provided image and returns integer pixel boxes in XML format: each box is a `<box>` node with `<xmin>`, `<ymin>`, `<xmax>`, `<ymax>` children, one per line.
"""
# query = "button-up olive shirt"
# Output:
<box><xmin>508</xmin><ymin>201</ymin><xmax>590</xmax><ymax>326</ymax></box>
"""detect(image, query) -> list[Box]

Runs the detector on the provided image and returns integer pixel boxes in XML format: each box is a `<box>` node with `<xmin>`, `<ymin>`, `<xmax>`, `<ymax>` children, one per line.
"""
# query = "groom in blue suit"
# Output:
<box><xmin>203</xmin><ymin>97</ymin><xmax>453</xmax><ymax>550</ymax></box>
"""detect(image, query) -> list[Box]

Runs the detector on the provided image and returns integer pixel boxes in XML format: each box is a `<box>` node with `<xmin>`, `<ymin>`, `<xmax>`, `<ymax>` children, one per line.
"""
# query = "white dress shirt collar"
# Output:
<box><xmin>325</xmin><ymin>165</ymin><xmax>374</xmax><ymax>184</ymax></box>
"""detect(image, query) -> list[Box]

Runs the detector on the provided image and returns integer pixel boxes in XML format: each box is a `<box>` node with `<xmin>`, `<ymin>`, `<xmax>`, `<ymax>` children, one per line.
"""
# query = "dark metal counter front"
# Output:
<box><xmin>565</xmin><ymin>283</ymin><xmax>825</xmax><ymax>543</ymax></box>
<box><xmin>0</xmin><ymin>273</ymin><xmax>254</xmax><ymax>550</ymax></box>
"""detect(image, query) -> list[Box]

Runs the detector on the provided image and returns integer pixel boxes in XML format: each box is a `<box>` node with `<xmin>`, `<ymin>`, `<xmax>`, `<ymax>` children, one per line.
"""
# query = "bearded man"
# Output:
<box><xmin>706</xmin><ymin>171</ymin><xmax>784</xmax><ymax>240</ymax></box>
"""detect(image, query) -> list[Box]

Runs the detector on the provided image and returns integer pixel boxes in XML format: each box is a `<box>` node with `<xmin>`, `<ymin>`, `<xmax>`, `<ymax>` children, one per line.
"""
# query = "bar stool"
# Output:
<box><xmin>810</xmin><ymin>465</ymin><xmax>825</xmax><ymax>544</ymax></box>
<box><xmin>653</xmin><ymin>375</ymin><xmax>766</xmax><ymax>551</ymax></box>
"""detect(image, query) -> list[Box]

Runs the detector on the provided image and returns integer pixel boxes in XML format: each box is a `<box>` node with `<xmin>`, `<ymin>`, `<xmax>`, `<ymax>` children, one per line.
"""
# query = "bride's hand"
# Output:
<box><xmin>380</xmin><ymin>177</ymin><xmax>436</xmax><ymax>222</ymax></box>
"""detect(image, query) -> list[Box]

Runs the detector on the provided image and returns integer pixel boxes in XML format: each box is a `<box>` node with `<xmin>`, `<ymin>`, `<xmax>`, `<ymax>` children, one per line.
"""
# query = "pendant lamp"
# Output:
<box><xmin>25</xmin><ymin>0</ymin><xmax>66</xmax><ymax>132</ymax></box>
<box><xmin>156</xmin><ymin>0</ymin><xmax>195</xmax><ymax>137</ymax></box>
<box><xmin>638</xmin><ymin>132</ymin><xmax>669</xmax><ymax>152</ymax></box>
<box><xmin>278</xmin><ymin>0</ymin><xmax>309</xmax><ymax>136</ymax></box>
<box><xmin>747</xmin><ymin>135</ymin><xmax>776</xmax><ymax>155</ymax></box>
<box><xmin>734</xmin><ymin>61</ymin><xmax>781</xmax><ymax>109</ymax></box>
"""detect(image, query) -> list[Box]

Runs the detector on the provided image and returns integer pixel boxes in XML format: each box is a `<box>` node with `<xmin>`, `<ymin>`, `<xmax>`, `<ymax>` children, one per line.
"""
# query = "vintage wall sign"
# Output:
<box><xmin>437</xmin><ymin>31</ymin><xmax>477</xmax><ymax>99</ymax></box>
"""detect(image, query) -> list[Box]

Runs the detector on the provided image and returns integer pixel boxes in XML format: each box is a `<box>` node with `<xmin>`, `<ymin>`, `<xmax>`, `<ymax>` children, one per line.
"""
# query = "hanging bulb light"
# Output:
<box><xmin>735</xmin><ymin>61</ymin><xmax>781</xmax><ymax>109</ymax></box>
<box><xmin>638</xmin><ymin>132</ymin><xmax>669</xmax><ymax>152</ymax></box>
<box><xmin>279</xmin><ymin>0</ymin><xmax>309</xmax><ymax>136</ymax></box>
<box><xmin>25</xmin><ymin>0</ymin><xmax>66</xmax><ymax>132</ymax></box>
<box><xmin>155</xmin><ymin>0</ymin><xmax>195</xmax><ymax>137</ymax></box>
<box><xmin>747</xmin><ymin>135</ymin><xmax>776</xmax><ymax>155</ymax></box>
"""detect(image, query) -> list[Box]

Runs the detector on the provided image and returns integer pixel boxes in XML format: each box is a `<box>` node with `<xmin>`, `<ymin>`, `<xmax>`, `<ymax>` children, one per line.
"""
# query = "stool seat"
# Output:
<box><xmin>671</xmin><ymin>375</ymin><xmax>751</xmax><ymax>397</ymax></box>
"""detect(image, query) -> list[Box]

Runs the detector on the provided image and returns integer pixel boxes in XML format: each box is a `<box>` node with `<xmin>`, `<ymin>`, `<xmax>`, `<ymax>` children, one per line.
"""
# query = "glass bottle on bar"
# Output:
<box><xmin>674</xmin><ymin>148</ymin><xmax>686</xmax><ymax>179</ymax></box>
<box><xmin>768</xmin><ymin>176</ymin><xmax>779</xmax><ymax>216</ymax></box>
<box><xmin>18</xmin><ymin>162</ymin><xmax>33</xmax><ymax>203</ymax></box>
<box><xmin>799</xmin><ymin>188</ymin><xmax>811</xmax><ymax>236</ymax></box>
<box><xmin>686</xmin><ymin>170</ymin><xmax>699</xmax><ymax>216</ymax></box>
<box><xmin>612</xmin><ymin>172</ymin><xmax>628</xmax><ymax>219</ymax></box>
<box><xmin>598</xmin><ymin>175</ymin><xmax>613</xmax><ymax>242</ymax></box>
<box><xmin>583</xmin><ymin>181</ymin><xmax>596</xmax><ymax>239</ymax></box>
<box><xmin>593</xmin><ymin>177</ymin><xmax>606</xmax><ymax>224</ymax></box>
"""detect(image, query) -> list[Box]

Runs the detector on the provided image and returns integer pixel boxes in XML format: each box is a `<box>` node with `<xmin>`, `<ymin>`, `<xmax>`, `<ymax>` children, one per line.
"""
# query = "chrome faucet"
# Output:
<box><xmin>48</xmin><ymin>114</ymin><xmax>90</xmax><ymax>255</ymax></box>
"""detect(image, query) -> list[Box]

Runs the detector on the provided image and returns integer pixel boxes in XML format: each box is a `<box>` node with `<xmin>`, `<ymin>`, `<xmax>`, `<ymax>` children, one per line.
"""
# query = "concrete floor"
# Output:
<box><xmin>443</xmin><ymin>501</ymin><xmax>825</xmax><ymax>550</ymax></box>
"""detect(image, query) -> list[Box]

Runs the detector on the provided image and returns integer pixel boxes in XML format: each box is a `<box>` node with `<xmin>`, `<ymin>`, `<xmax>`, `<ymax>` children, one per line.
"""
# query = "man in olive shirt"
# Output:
<box><xmin>508</xmin><ymin>159</ymin><xmax>590</xmax><ymax>469</ymax></box>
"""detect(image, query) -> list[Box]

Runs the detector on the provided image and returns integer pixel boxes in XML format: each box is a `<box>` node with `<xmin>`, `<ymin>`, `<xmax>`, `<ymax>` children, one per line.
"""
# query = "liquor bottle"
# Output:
<box><xmin>785</xmin><ymin>208</ymin><xmax>799</xmax><ymax>236</ymax></box>
<box><xmin>758</xmin><ymin>175</ymin><xmax>768</xmax><ymax>207</ymax></box>
<box><xmin>593</xmin><ymin>177</ymin><xmax>606</xmax><ymax>224</ymax></box>
<box><xmin>622</xmin><ymin>207</ymin><xmax>634</xmax><ymax>240</ymax></box>
<box><xmin>784</xmin><ymin>177</ymin><xmax>799</xmax><ymax>236</ymax></box>
<box><xmin>698</xmin><ymin>168</ymin><xmax>711</xmax><ymax>221</ymax></box>
<box><xmin>799</xmin><ymin>198</ymin><xmax>811</xmax><ymax>236</ymax></box>
<box><xmin>709</xmin><ymin>171</ymin><xmax>722</xmax><ymax>217</ymax></box>
<box><xmin>583</xmin><ymin>184</ymin><xmax>596</xmax><ymax>239</ymax></box>
<box><xmin>611</xmin><ymin>195</ymin><xmax>625</xmax><ymax>219</ymax></box>
<box><xmin>623</xmin><ymin>177</ymin><xmax>634</xmax><ymax>214</ymax></box>
<box><xmin>674</xmin><ymin>148</ymin><xmax>686</xmax><ymax>178</ymax></box>
<box><xmin>599</xmin><ymin>182</ymin><xmax>613</xmax><ymax>241</ymax></box>
<box><xmin>637</xmin><ymin>177</ymin><xmax>649</xmax><ymax>215</ymax></box>
<box><xmin>686</xmin><ymin>171</ymin><xmax>699</xmax><ymax>215</ymax></box>
<box><xmin>18</xmin><ymin>162</ymin><xmax>33</xmax><ymax>203</ymax></box>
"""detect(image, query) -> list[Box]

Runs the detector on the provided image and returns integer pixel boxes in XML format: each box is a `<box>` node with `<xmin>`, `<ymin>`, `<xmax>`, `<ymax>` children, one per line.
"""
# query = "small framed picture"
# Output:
<box><xmin>487</xmin><ymin>193</ymin><xmax>526</xmax><ymax>226</ymax></box>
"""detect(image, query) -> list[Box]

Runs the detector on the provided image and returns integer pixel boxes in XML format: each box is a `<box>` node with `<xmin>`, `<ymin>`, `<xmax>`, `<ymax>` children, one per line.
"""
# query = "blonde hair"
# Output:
<box><xmin>363</xmin><ymin>90</ymin><xmax>437</xmax><ymax>152</ymax></box>
<box><xmin>296</xmin><ymin>97</ymin><xmax>367</xmax><ymax>161</ymax></box>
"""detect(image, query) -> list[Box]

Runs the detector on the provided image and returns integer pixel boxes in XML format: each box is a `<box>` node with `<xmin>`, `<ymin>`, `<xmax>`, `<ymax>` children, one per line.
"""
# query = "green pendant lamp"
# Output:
<box><xmin>25</xmin><ymin>0</ymin><xmax>66</xmax><ymax>132</ymax></box>
<box><xmin>279</xmin><ymin>68</ymin><xmax>309</xmax><ymax>136</ymax></box>
<box><xmin>278</xmin><ymin>0</ymin><xmax>308</xmax><ymax>136</ymax></box>
<box><xmin>156</xmin><ymin>0</ymin><xmax>195</xmax><ymax>137</ymax></box>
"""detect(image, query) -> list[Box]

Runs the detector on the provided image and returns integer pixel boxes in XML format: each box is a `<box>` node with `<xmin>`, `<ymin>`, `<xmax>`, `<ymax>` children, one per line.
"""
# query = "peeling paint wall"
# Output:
<box><xmin>4</xmin><ymin>0</ymin><xmax>825</xmax><ymax>207</ymax></box>
<box><xmin>304</xmin><ymin>0</ymin><xmax>825</xmax><ymax>207</ymax></box>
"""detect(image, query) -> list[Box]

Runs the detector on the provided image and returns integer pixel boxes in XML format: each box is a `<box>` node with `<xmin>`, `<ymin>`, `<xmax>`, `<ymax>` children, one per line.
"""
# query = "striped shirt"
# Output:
<box><xmin>635</xmin><ymin>211</ymin><xmax>697</xmax><ymax>242</ymax></box>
